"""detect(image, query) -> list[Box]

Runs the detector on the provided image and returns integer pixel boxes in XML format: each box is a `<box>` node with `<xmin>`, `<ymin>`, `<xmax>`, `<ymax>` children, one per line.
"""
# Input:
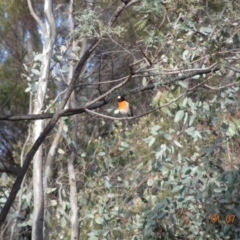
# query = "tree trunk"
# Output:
<box><xmin>31</xmin><ymin>0</ymin><xmax>56</xmax><ymax>239</ymax></box>
<box><xmin>68</xmin><ymin>1</ymin><xmax>79</xmax><ymax>239</ymax></box>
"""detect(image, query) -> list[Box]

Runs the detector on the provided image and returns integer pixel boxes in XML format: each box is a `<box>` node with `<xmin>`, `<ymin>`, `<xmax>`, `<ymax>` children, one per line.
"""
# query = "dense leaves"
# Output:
<box><xmin>1</xmin><ymin>0</ymin><xmax>240</xmax><ymax>239</ymax></box>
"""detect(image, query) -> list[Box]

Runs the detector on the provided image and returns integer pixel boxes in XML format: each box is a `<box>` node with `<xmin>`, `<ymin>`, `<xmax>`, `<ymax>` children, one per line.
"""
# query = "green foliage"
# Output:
<box><xmin>3</xmin><ymin>0</ymin><xmax>240</xmax><ymax>239</ymax></box>
<box><xmin>71</xmin><ymin>9</ymin><xmax>125</xmax><ymax>40</ymax></box>
<box><xmin>0</xmin><ymin>58</ymin><xmax>28</xmax><ymax>113</ymax></box>
<box><xmin>72</xmin><ymin>10</ymin><xmax>99</xmax><ymax>38</ymax></box>
<box><xmin>44</xmin><ymin>99</ymin><xmax>239</xmax><ymax>239</ymax></box>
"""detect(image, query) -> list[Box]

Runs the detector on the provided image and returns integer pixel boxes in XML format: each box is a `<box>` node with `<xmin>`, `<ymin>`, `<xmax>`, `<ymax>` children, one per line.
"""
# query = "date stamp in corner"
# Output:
<box><xmin>209</xmin><ymin>214</ymin><xmax>236</xmax><ymax>224</ymax></box>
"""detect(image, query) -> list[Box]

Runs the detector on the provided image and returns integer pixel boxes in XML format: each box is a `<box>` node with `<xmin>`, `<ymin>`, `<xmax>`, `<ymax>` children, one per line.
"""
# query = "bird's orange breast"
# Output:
<box><xmin>117</xmin><ymin>101</ymin><xmax>128</xmax><ymax>110</ymax></box>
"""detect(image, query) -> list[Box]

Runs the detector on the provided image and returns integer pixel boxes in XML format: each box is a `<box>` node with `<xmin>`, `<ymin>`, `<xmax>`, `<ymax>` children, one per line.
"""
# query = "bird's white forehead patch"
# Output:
<box><xmin>117</xmin><ymin>96</ymin><xmax>121</xmax><ymax>99</ymax></box>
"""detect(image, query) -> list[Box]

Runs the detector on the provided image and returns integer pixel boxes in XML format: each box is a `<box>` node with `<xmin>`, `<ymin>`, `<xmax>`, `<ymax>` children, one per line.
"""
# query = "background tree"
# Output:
<box><xmin>1</xmin><ymin>0</ymin><xmax>240</xmax><ymax>239</ymax></box>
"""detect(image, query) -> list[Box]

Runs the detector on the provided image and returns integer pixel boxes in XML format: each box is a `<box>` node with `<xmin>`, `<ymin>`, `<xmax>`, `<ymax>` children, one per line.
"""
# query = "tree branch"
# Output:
<box><xmin>27</xmin><ymin>0</ymin><xmax>46</xmax><ymax>34</ymax></box>
<box><xmin>109</xmin><ymin>0</ymin><xmax>141</xmax><ymax>25</ymax></box>
<box><xmin>0</xmin><ymin>64</ymin><xmax>222</xmax><ymax>121</ymax></box>
<box><xmin>0</xmin><ymin>39</ymin><xmax>100</xmax><ymax>227</ymax></box>
<box><xmin>85</xmin><ymin>75</ymin><xmax>215</xmax><ymax>120</ymax></box>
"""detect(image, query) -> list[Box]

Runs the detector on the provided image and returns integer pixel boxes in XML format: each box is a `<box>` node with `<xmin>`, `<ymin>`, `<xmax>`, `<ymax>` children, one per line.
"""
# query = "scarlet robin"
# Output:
<box><xmin>117</xmin><ymin>96</ymin><xmax>133</xmax><ymax>117</ymax></box>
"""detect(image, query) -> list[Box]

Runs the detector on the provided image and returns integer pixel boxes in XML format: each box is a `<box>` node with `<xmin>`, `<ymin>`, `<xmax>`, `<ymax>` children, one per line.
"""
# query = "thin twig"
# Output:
<box><xmin>84</xmin><ymin>75</ymin><xmax>215</xmax><ymax>120</ymax></box>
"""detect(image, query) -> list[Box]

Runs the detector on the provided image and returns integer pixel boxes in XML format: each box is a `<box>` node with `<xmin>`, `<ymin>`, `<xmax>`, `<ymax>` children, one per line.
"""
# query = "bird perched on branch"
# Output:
<box><xmin>117</xmin><ymin>96</ymin><xmax>133</xmax><ymax>117</ymax></box>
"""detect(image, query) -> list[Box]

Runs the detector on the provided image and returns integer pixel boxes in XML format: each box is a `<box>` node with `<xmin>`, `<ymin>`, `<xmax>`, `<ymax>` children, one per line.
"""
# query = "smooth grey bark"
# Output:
<box><xmin>68</xmin><ymin>1</ymin><xmax>80</xmax><ymax>239</ymax></box>
<box><xmin>67</xmin><ymin>0</ymin><xmax>96</xmax><ymax>238</ymax></box>
<box><xmin>30</xmin><ymin>0</ymin><xmax>56</xmax><ymax>239</ymax></box>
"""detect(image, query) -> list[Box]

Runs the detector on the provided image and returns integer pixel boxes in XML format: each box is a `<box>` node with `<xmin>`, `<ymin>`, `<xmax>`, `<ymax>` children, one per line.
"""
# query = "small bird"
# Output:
<box><xmin>117</xmin><ymin>96</ymin><xmax>133</xmax><ymax>117</ymax></box>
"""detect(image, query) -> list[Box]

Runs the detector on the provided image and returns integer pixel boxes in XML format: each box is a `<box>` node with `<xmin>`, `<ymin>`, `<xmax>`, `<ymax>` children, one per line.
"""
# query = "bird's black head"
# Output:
<box><xmin>117</xmin><ymin>96</ymin><xmax>125</xmax><ymax>102</ymax></box>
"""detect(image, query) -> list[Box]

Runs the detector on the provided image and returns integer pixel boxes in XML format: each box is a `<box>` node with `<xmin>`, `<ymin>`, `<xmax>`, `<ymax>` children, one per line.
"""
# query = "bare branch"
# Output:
<box><xmin>226</xmin><ymin>64</ymin><xmax>240</xmax><ymax>73</ymax></box>
<box><xmin>140</xmin><ymin>46</ymin><xmax>152</xmax><ymax>66</ymax></box>
<box><xmin>84</xmin><ymin>69</ymin><xmax>133</xmax><ymax>107</ymax></box>
<box><xmin>109</xmin><ymin>0</ymin><xmax>141</xmax><ymax>25</ymax></box>
<box><xmin>85</xmin><ymin>75</ymin><xmax>217</xmax><ymax>120</ymax></box>
<box><xmin>204</xmin><ymin>81</ymin><xmax>240</xmax><ymax>90</ymax></box>
<box><xmin>0</xmin><ymin>63</ymin><xmax>222</xmax><ymax>122</ymax></box>
<box><xmin>27</xmin><ymin>0</ymin><xmax>46</xmax><ymax>34</ymax></box>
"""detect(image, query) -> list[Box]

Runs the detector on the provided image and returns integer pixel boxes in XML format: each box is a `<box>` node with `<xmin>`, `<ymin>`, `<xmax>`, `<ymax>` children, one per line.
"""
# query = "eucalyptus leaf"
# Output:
<box><xmin>31</xmin><ymin>68</ymin><xmax>40</xmax><ymax>75</ymax></box>
<box><xmin>174</xmin><ymin>110</ymin><xmax>185</xmax><ymax>122</ymax></box>
<box><xmin>174</xmin><ymin>140</ymin><xmax>183</xmax><ymax>147</ymax></box>
<box><xmin>95</xmin><ymin>216</ymin><xmax>104</xmax><ymax>224</ymax></box>
<box><xmin>148</xmin><ymin>136</ymin><xmax>156</xmax><ymax>147</ymax></box>
<box><xmin>178</xmin><ymin>81</ymin><xmax>188</xmax><ymax>88</ymax></box>
<box><xmin>172</xmin><ymin>185</ymin><xmax>183</xmax><ymax>193</ymax></box>
<box><xmin>121</xmin><ymin>141</ymin><xmax>129</xmax><ymax>148</ymax></box>
<box><xmin>98</xmin><ymin>152</ymin><xmax>106</xmax><ymax>156</ymax></box>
